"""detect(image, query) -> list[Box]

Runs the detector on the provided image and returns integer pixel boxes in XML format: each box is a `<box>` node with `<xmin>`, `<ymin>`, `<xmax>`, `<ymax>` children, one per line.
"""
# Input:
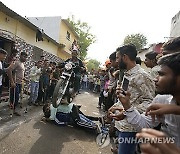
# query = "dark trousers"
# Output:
<box><xmin>118</xmin><ymin>132</ymin><xmax>137</xmax><ymax>154</ymax></box>
<box><xmin>74</xmin><ymin>74</ymin><xmax>81</xmax><ymax>93</ymax></box>
<box><xmin>104</xmin><ymin>91</ymin><xmax>114</xmax><ymax>111</ymax></box>
<box><xmin>0</xmin><ymin>85</ymin><xmax>2</xmax><ymax>102</ymax></box>
<box><xmin>49</xmin><ymin>81</ymin><xmax>56</xmax><ymax>98</ymax></box>
<box><xmin>55</xmin><ymin>105</ymin><xmax>98</xmax><ymax>133</ymax></box>
<box><xmin>37</xmin><ymin>87</ymin><xmax>49</xmax><ymax>104</ymax></box>
<box><xmin>81</xmin><ymin>81</ymin><xmax>87</xmax><ymax>89</ymax></box>
<box><xmin>37</xmin><ymin>81</ymin><xmax>49</xmax><ymax>104</ymax></box>
<box><xmin>10</xmin><ymin>84</ymin><xmax>22</xmax><ymax>109</ymax></box>
<box><xmin>98</xmin><ymin>91</ymin><xmax>104</xmax><ymax>106</ymax></box>
<box><xmin>89</xmin><ymin>82</ymin><xmax>94</xmax><ymax>91</ymax></box>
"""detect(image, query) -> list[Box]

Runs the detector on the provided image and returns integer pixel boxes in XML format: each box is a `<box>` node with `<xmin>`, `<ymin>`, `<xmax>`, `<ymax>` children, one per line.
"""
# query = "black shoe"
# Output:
<box><xmin>97</xmin><ymin>105</ymin><xmax>101</xmax><ymax>108</ymax></box>
<box><xmin>13</xmin><ymin>111</ymin><xmax>21</xmax><ymax>116</ymax></box>
<box><xmin>24</xmin><ymin>108</ymin><xmax>28</xmax><ymax>113</ymax></box>
<box><xmin>33</xmin><ymin>103</ymin><xmax>39</xmax><ymax>106</ymax></box>
<box><xmin>28</xmin><ymin>102</ymin><xmax>32</xmax><ymax>106</ymax></box>
<box><xmin>77</xmin><ymin>105</ymin><xmax>82</xmax><ymax>109</ymax></box>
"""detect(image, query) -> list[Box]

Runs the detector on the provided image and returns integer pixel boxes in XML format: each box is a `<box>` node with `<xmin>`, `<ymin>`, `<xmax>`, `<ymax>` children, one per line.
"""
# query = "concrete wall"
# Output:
<box><xmin>170</xmin><ymin>10</ymin><xmax>180</xmax><ymax>37</ymax></box>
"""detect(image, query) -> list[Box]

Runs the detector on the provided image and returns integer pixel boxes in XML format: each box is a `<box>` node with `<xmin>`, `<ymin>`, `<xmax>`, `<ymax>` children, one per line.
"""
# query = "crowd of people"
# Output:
<box><xmin>96</xmin><ymin>37</ymin><xmax>180</xmax><ymax>154</ymax></box>
<box><xmin>0</xmin><ymin>36</ymin><xmax>180</xmax><ymax>154</ymax></box>
<box><xmin>0</xmin><ymin>49</ymin><xmax>86</xmax><ymax>116</ymax></box>
<box><xmin>41</xmin><ymin>36</ymin><xmax>180</xmax><ymax>154</ymax></box>
<box><xmin>78</xmin><ymin>37</ymin><xmax>180</xmax><ymax>154</ymax></box>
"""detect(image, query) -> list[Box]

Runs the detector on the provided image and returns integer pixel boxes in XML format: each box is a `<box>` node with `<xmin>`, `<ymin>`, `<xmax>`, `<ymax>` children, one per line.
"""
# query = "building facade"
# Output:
<box><xmin>28</xmin><ymin>17</ymin><xmax>79</xmax><ymax>60</ymax></box>
<box><xmin>0</xmin><ymin>2</ymin><xmax>63</xmax><ymax>66</ymax></box>
<box><xmin>170</xmin><ymin>10</ymin><xmax>180</xmax><ymax>37</ymax></box>
<box><xmin>58</xmin><ymin>19</ymin><xmax>79</xmax><ymax>60</ymax></box>
<box><xmin>0</xmin><ymin>2</ymin><xmax>64</xmax><ymax>99</ymax></box>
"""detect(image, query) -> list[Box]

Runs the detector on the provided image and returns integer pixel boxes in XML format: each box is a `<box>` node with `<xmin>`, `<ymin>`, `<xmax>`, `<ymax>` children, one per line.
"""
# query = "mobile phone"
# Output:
<box><xmin>121</xmin><ymin>78</ymin><xmax>129</xmax><ymax>95</ymax></box>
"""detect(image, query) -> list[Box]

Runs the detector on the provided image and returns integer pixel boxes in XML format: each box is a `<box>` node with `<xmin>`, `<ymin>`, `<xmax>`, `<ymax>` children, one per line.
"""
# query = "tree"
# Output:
<box><xmin>68</xmin><ymin>16</ymin><xmax>96</xmax><ymax>60</ymax></box>
<box><xmin>86</xmin><ymin>59</ymin><xmax>101</xmax><ymax>72</ymax></box>
<box><xmin>123</xmin><ymin>33</ymin><xmax>147</xmax><ymax>51</ymax></box>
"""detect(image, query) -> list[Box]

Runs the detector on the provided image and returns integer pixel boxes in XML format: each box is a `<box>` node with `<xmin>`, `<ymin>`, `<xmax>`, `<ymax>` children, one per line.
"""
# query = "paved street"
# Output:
<box><xmin>0</xmin><ymin>91</ymin><xmax>111</xmax><ymax>154</ymax></box>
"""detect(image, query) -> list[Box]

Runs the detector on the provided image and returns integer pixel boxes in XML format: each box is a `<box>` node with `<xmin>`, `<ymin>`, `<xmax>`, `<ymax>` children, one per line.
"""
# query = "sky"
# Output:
<box><xmin>1</xmin><ymin>0</ymin><xmax>180</xmax><ymax>64</ymax></box>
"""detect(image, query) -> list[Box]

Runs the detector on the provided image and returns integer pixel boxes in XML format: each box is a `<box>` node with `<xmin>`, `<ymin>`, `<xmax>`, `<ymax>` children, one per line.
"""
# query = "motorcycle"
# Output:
<box><xmin>52</xmin><ymin>61</ymin><xmax>77</xmax><ymax>108</ymax></box>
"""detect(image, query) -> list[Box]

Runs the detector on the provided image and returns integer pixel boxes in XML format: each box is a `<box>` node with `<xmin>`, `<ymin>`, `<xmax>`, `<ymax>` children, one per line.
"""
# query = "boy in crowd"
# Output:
<box><xmin>144</xmin><ymin>51</ymin><xmax>160</xmax><ymax>79</ymax></box>
<box><xmin>106</xmin><ymin>52</ymin><xmax>119</xmax><ymax>111</ymax></box>
<box><xmin>48</xmin><ymin>65</ymin><xmax>61</xmax><ymax>99</ymax></box>
<box><xmin>97</xmin><ymin>69</ymin><xmax>106</xmax><ymax>108</ymax></box>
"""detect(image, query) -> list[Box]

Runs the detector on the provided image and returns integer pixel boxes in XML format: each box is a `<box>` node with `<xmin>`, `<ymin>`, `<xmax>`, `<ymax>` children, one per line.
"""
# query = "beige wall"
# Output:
<box><xmin>58</xmin><ymin>49</ymin><xmax>71</xmax><ymax>60</ymax></box>
<box><xmin>0</xmin><ymin>12</ymin><xmax>17</xmax><ymax>34</ymax></box>
<box><xmin>59</xmin><ymin>21</ymin><xmax>78</xmax><ymax>55</ymax></box>
<box><xmin>0</xmin><ymin>12</ymin><xmax>58</xmax><ymax>56</ymax></box>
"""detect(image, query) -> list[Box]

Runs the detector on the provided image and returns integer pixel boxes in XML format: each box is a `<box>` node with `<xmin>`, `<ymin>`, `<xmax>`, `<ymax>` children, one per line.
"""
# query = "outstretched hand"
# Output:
<box><xmin>145</xmin><ymin>104</ymin><xmax>180</xmax><ymax>122</ymax></box>
<box><xmin>146</xmin><ymin>104</ymin><xmax>180</xmax><ymax>116</ymax></box>
<box><xmin>136</xmin><ymin>128</ymin><xmax>180</xmax><ymax>154</ymax></box>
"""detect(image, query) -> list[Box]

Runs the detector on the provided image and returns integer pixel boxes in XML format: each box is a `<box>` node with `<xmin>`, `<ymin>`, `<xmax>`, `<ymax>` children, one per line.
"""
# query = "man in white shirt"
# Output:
<box><xmin>29</xmin><ymin>61</ymin><xmax>41</xmax><ymax>106</ymax></box>
<box><xmin>82</xmin><ymin>73</ymin><xmax>88</xmax><ymax>89</ymax></box>
<box><xmin>117</xmin><ymin>52</ymin><xmax>180</xmax><ymax>147</ymax></box>
<box><xmin>0</xmin><ymin>48</ymin><xmax>7</xmax><ymax>103</ymax></box>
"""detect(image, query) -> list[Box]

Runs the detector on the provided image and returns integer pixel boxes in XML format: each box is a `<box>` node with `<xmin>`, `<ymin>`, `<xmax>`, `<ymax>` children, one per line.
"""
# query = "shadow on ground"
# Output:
<box><xmin>29</xmin><ymin>120</ymin><xmax>96</xmax><ymax>154</ymax></box>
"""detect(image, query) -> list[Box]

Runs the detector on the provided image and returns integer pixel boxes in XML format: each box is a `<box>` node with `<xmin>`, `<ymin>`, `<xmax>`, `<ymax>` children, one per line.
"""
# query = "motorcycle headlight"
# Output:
<box><xmin>65</xmin><ymin>63</ymin><xmax>72</xmax><ymax>70</ymax></box>
<box><xmin>69</xmin><ymin>88</ymin><xmax>74</xmax><ymax>94</ymax></box>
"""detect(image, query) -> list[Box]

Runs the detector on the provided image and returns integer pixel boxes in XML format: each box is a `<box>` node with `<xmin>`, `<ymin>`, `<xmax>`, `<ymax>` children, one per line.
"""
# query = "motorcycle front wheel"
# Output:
<box><xmin>52</xmin><ymin>79</ymin><xmax>66</xmax><ymax>108</ymax></box>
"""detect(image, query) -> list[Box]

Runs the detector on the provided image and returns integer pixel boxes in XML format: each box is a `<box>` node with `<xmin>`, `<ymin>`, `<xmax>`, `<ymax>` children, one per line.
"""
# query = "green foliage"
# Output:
<box><xmin>68</xmin><ymin>15</ymin><xmax>96</xmax><ymax>60</ymax></box>
<box><xmin>86</xmin><ymin>59</ymin><xmax>101</xmax><ymax>72</ymax></box>
<box><xmin>123</xmin><ymin>33</ymin><xmax>147</xmax><ymax>51</ymax></box>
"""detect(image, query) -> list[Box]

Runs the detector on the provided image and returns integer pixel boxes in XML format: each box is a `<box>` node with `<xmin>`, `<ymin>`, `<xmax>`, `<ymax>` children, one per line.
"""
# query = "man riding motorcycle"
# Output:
<box><xmin>65</xmin><ymin>50</ymin><xmax>85</xmax><ymax>94</ymax></box>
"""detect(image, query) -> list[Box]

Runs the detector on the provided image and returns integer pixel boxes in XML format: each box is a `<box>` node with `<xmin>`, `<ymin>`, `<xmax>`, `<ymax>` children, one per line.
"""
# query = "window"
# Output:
<box><xmin>66</xmin><ymin>31</ymin><xmax>70</xmax><ymax>41</ymax></box>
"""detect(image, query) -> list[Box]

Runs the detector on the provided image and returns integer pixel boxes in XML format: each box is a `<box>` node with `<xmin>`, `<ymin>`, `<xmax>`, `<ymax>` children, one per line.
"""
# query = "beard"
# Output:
<box><xmin>119</xmin><ymin>58</ymin><xmax>127</xmax><ymax>70</ymax></box>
